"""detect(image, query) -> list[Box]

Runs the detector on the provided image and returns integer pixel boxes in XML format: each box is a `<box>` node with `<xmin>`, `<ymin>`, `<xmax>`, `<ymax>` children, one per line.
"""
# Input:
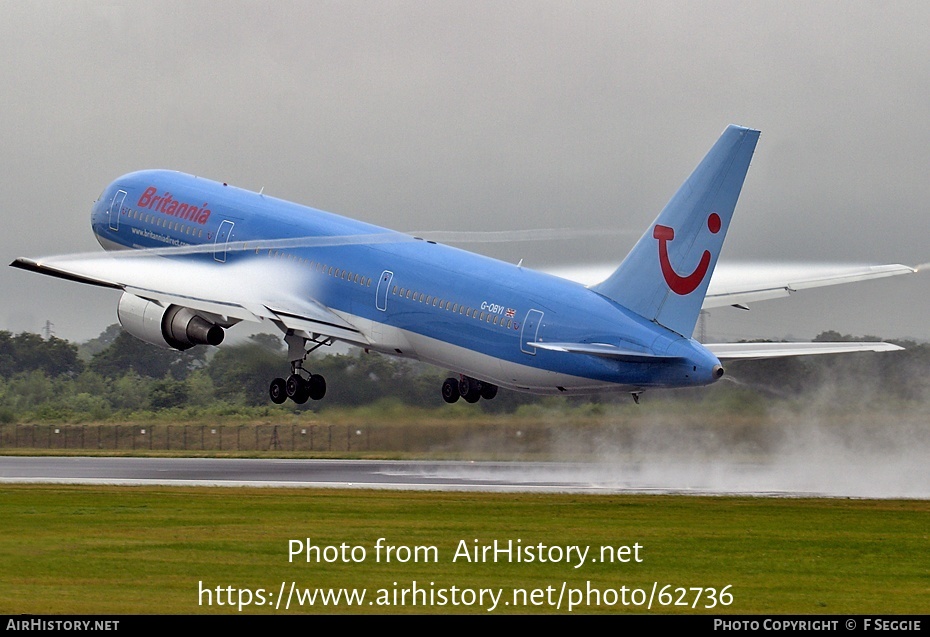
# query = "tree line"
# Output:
<box><xmin>0</xmin><ymin>326</ymin><xmax>928</xmax><ymax>423</ymax></box>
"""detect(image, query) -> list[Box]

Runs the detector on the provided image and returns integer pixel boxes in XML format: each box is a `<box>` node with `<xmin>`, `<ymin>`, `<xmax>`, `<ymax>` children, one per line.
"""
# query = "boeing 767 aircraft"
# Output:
<box><xmin>11</xmin><ymin>125</ymin><xmax>914</xmax><ymax>404</ymax></box>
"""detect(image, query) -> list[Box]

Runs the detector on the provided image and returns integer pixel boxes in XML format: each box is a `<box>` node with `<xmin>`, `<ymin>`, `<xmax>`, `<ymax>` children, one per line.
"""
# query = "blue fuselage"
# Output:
<box><xmin>91</xmin><ymin>170</ymin><xmax>722</xmax><ymax>394</ymax></box>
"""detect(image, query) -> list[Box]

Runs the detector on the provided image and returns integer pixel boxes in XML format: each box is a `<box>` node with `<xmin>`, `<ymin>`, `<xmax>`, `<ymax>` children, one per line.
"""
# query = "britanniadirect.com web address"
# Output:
<box><xmin>198</xmin><ymin>580</ymin><xmax>733</xmax><ymax>612</ymax></box>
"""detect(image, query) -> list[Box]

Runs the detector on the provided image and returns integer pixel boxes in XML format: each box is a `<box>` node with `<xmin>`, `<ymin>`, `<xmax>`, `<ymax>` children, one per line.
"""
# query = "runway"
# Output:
<box><xmin>0</xmin><ymin>455</ymin><xmax>883</xmax><ymax>497</ymax></box>
<box><xmin>0</xmin><ymin>456</ymin><xmax>660</xmax><ymax>493</ymax></box>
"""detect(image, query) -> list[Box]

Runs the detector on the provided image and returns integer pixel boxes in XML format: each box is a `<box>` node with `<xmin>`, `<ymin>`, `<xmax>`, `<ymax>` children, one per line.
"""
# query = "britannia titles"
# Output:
<box><xmin>137</xmin><ymin>186</ymin><xmax>212</xmax><ymax>224</ymax></box>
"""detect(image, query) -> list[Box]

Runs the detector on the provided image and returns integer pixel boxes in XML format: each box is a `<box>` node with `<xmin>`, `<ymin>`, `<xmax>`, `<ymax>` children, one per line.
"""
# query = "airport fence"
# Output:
<box><xmin>0</xmin><ymin>422</ymin><xmax>588</xmax><ymax>455</ymax></box>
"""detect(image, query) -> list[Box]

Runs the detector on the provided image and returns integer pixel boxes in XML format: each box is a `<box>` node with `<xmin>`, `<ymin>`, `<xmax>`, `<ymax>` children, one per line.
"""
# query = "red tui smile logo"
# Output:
<box><xmin>654</xmin><ymin>213</ymin><xmax>721</xmax><ymax>295</ymax></box>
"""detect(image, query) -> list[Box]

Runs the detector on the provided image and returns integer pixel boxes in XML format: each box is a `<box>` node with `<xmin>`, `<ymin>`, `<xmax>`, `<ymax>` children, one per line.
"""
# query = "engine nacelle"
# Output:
<box><xmin>117</xmin><ymin>293</ymin><xmax>224</xmax><ymax>351</ymax></box>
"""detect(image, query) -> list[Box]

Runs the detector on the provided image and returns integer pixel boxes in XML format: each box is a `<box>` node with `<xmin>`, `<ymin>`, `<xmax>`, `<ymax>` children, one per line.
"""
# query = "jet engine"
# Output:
<box><xmin>117</xmin><ymin>293</ymin><xmax>224</xmax><ymax>351</ymax></box>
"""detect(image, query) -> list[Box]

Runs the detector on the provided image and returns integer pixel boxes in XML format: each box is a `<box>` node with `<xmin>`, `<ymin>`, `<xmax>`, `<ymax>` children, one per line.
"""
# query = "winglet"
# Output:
<box><xmin>592</xmin><ymin>125</ymin><xmax>760</xmax><ymax>337</ymax></box>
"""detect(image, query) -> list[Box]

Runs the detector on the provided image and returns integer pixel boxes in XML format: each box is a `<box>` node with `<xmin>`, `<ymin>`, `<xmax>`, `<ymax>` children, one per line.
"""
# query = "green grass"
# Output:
<box><xmin>1</xmin><ymin>486</ymin><xmax>927</xmax><ymax>614</ymax></box>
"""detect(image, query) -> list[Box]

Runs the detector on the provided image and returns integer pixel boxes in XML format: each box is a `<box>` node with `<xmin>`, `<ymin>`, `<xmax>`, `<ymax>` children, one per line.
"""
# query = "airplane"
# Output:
<box><xmin>10</xmin><ymin>125</ymin><xmax>915</xmax><ymax>405</ymax></box>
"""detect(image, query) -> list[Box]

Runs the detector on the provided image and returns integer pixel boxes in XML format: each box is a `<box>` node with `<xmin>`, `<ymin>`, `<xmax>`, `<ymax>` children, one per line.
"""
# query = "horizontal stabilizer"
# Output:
<box><xmin>529</xmin><ymin>341</ymin><xmax>684</xmax><ymax>362</ymax></box>
<box><xmin>545</xmin><ymin>262</ymin><xmax>917</xmax><ymax>309</ymax></box>
<box><xmin>705</xmin><ymin>341</ymin><xmax>903</xmax><ymax>361</ymax></box>
<box><xmin>702</xmin><ymin>263</ymin><xmax>916</xmax><ymax>309</ymax></box>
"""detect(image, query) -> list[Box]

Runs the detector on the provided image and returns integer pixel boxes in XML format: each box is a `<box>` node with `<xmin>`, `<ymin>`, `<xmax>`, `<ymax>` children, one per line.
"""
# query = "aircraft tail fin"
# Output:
<box><xmin>592</xmin><ymin>124</ymin><xmax>760</xmax><ymax>337</ymax></box>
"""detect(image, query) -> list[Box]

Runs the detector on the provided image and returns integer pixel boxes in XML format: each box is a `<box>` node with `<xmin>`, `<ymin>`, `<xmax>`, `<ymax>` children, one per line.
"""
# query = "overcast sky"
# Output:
<box><xmin>2</xmin><ymin>1</ymin><xmax>929</xmax><ymax>344</ymax></box>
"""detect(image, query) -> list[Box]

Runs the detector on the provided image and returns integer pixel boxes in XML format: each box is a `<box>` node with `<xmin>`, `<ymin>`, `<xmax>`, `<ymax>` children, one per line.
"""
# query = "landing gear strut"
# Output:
<box><xmin>441</xmin><ymin>375</ymin><xmax>498</xmax><ymax>404</ymax></box>
<box><xmin>269</xmin><ymin>332</ymin><xmax>330</xmax><ymax>404</ymax></box>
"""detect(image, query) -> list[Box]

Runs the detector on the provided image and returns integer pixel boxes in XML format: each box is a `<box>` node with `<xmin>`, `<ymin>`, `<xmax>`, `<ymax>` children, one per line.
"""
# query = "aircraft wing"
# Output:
<box><xmin>10</xmin><ymin>254</ymin><xmax>368</xmax><ymax>344</ymax></box>
<box><xmin>543</xmin><ymin>262</ymin><xmax>917</xmax><ymax>309</ymax></box>
<box><xmin>704</xmin><ymin>341</ymin><xmax>903</xmax><ymax>361</ymax></box>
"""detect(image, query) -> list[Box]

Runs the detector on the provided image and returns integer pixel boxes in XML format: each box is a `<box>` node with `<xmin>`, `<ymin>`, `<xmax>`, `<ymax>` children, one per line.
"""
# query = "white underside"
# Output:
<box><xmin>335</xmin><ymin>312</ymin><xmax>634</xmax><ymax>395</ymax></box>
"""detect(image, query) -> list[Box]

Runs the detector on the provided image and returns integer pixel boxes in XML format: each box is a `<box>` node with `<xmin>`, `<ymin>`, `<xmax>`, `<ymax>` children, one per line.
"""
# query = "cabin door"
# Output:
<box><xmin>520</xmin><ymin>309</ymin><xmax>544</xmax><ymax>355</ymax></box>
<box><xmin>376</xmin><ymin>270</ymin><xmax>393</xmax><ymax>311</ymax></box>
<box><xmin>213</xmin><ymin>220</ymin><xmax>235</xmax><ymax>262</ymax></box>
<box><xmin>108</xmin><ymin>190</ymin><xmax>127</xmax><ymax>231</ymax></box>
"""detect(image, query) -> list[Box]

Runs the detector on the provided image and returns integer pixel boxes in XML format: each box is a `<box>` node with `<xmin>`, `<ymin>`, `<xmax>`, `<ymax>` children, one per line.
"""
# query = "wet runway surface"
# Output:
<box><xmin>0</xmin><ymin>456</ymin><xmax>636</xmax><ymax>493</ymax></box>
<box><xmin>0</xmin><ymin>455</ymin><xmax>848</xmax><ymax>496</ymax></box>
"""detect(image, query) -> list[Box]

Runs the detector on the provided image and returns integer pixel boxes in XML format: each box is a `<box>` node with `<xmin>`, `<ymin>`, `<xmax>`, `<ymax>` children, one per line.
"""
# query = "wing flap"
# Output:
<box><xmin>263</xmin><ymin>301</ymin><xmax>368</xmax><ymax>344</ymax></box>
<box><xmin>705</xmin><ymin>341</ymin><xmax>903</xmax><ymax>361</ymax></box>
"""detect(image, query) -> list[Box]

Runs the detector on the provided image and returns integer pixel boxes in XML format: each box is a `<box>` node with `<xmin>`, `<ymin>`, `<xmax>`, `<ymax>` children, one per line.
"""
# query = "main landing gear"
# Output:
<box><xmin>269</xmin><ymin>333</ymin><xmax>330</xmax><ymax>405</ymax></box>
<box><xmin>441</xmin><ymin>375</ymin><xmax>498</xmax><ymax>404</ymax></box>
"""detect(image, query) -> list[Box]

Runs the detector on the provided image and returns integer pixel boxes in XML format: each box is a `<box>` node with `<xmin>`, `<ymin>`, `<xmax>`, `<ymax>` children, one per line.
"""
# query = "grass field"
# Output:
<box><xmin>1</xmin><ymin>485</ymin><xmax>927</xmax><ymax>614</ymax></box>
